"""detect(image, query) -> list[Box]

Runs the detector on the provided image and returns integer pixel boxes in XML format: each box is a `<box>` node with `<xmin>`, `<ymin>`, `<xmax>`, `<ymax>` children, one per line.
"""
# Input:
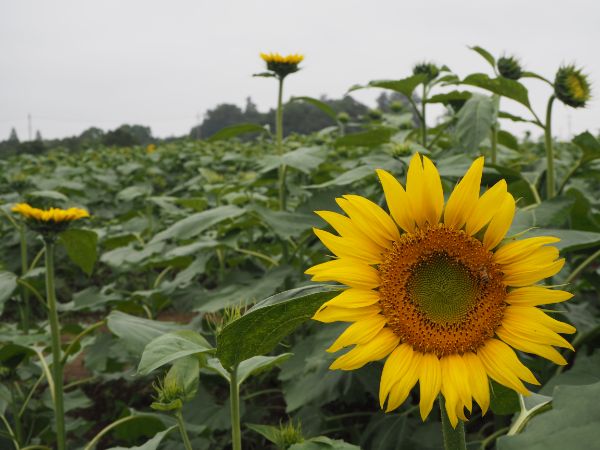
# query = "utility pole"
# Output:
<box><xmin>28</xmin><ymin>113</ymin><xmax>32</xmax><ymax>141</ymax></box>
<box><xmin>196</xmin><ymin>112</ymin><xmax>201</xmax><ymax>140</ymax></box>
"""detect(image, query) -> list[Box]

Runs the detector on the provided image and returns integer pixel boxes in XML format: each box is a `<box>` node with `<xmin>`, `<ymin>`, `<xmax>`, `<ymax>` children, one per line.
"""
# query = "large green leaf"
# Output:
<box><xmin>365</xmin><ymin>74</ymin><xmax>428</xmax><ymax>97</ymax></box>
<box><xmin>307</xmin><ymin>165</ymin><xmax>376</xmax><ymax>189</ymax></box>
<box><xmin>289</xmin><ymin>436</ymin><xmax>360</xmax><ymax>450</ymax></box>
<box><xmin>572</xmin><ymin>131</ymin><xmax>600</xmax><ymax>164</ymax></box>
<box><xmin>252</xmin><ymin>206</ymin><xmax>318</xmax><ymax>240</ymax></box>
<box><xmin>216</xmin><ymin>285</ymin><xmax>341</xmax><ymax>369</ymax></box>
<box><xmin>138</xmin><ymin>330</ymin><xmax>213</xmax><ymax>375</ymax></box>
<box><xmin>462</xmin><ymin>73</ymin><xmax>531</xmax><ymax>108</ymax></box>
<box><xmin>334</xmin><ymin>128</ymin><xmax>394</xmax><ymax>148</ymax></box>
<box><xmin>107</xmin><ymin>426</ymin><xmax>176</xmax><ymax>450</ymax></box>
<box><xmin>150</xmin><ymin>205</ymin><xmax>245</xmax><ymax>243</ymax></box>
<box><xmin>498</xmin><ymin>382</ymin><xmax>600</xmax><ymax>450</ymax></box>
<box><xmin>455</xmin><ymin>94</ymin><xmax>496</xmax><ymax>152</ymax></box>
<box><xmin>107</xmin><ymin>311</ymin><xmax>184</xmax><ymax>354</ymax></box>
<box><xmin>207</xmin><ymin>123</ymin><xmax>267</xmax><ymax>142</ymax></box>
<box><xmin>59</xmin><ymin>228</ymin><xmax>98</xmax><ymax>276</ymax></box>
<box><xmin>0</xmin><ymin>271</ymin><xmax>18</xmax><ymax>315</ymax></box>
<box><xmin>426</xmin><ymin>90</ymin><xmax>472</xmax><ymax>105</ymax></box>
<box><xmin>237</xmin><ymin>353</ymin><xmax>292</xmax><ymax>386</ymax></box>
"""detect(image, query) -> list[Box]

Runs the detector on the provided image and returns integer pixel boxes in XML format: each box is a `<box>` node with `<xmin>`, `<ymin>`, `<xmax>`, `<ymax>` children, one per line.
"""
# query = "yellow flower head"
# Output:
<box><xmin>260</xmin><ymin>52</ymin><xmax>304</xmax><ymax>78</ymax></box>
<box><xmin>306</xmin><ymin>154</ymin><xmax>575</xmax><ymax>427</ymax></box>
<box><xmin>12</xmin><ymin>203</ymin><xmax>90</xmax><ymax>234</ymax></box>
<box><xmin>554</xmin><ymin>65</ymin><xmax>591</xmax><ymax>108</ymax></box>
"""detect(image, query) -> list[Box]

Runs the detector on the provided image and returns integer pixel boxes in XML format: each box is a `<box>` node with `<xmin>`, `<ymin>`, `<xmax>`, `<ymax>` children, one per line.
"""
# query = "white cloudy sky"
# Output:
<box><xmin>0</xmin><ymin>0</ymin><xmax>598</xmax><ymax>140</ymax></box>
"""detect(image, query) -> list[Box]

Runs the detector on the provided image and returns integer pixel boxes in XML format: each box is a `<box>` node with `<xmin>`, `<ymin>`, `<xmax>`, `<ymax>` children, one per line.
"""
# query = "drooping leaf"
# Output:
<box><xmin>366</xmin><ymin>74</ymin><xmax>428</xmax><ymax>97</ymax></box>
<box><xmin>150</xmin><ymin>205</ymin><xmax>245</xmax><ymax>243</ymax></box>
<box><xmin>307</xmin><ymin>165</ymin><xmax>377</xmax><ymax>189</ymax></box>
<box><xmin>291</xmin><ymin>96</ymin><xmax>338</xmax><ymax>120</ymax></box>
<box><xmin>469</xmin><ymin>45</ymin><xmax>496</xmax><ymax>68</ymax></box>
<box><xmin>216</xmin><ymin>285</ymin><xmax>341</xmax><ymax>369</ymax></box>
<box><xmin>207</xmin><ymin>123</ymin><xmax>268</xmax><ymax>142</ymax></box>
<box><xmin>289</xmin><ymin>436</ymin><xmax>361</xmax><ymax>450</ymax></box>
<box><xmin>237</xmin><ymin>353</ymin><xmax>293</xmax><ymax>386</ymax></box>
<box><xmin>138</xmin><ymin>330</ymin><xmax>213</xmax><ymax>375</ymax></box>
<box><xmin>107</xmin><ymin>426</ymin><xmax>177</xmax><ymax>450</ymax></box>
<box><xmin>572</xmin><ymin>131</ymin><xmax>600</xmax><ymax>164</ymax></box>
<box><xmin>463</xmin><ymin>73</ymin><xmax>531</xmax><ymax>108</ymax></box>
<box><xmin>455</xmin><ymin>94</ymin><xmax>496</xmax><ymax>152</ymax></box>
<box><xmin>58</xmin><ymin>228</ymin><xmax>98</xmax><ymax>275</ymax></box>
<box><xmin>426</xmin><ymin>90</ymin><xmax>473</xmax><ymax>105</ymax></box>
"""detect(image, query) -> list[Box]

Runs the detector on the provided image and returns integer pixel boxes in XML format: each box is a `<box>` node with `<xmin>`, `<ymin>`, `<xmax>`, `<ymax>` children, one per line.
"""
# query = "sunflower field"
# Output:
<box><xmin>0</xmin><ymin>47</ymin><xmax>599</xmax><ymax>450</ymax></box>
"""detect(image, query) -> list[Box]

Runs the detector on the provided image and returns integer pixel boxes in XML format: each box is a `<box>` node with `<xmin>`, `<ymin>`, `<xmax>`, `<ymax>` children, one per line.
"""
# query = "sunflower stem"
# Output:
<box><xmin>421</xmin><ymin>84</ymin><xmax>427</xmax><ymax>147</ymax></box>
<box><xmin>19</xmin><ymin>225</ymin><xmax>31</xmax><ymax>332</ymax></box>
<box><xmin>276</xmin><ymin>76</ymin><xmax>287</xmax><ymax>211</ymax></box>
<box><xmin>175</xmin><ymin>410</ymin><xmax>193</xmax><ymax>450</ymax></box>
<box><xmin>544</xmin><ymin>95</ymin><xmax>556</xmax><ymax>199</ymax></box>
<box><xmin>439</xmin><ymin>396</ymin><xmax>467</xmax><ymax>450</ymax></box>
<box><xmin>229</xmin><ymin>365</ymin><xmax>242</xmax><ymax>450</ymax></box>
<box><xmin>44</xmin><ymin>240</ymin><xmax>66</xmax><ymax>450</ymax></box>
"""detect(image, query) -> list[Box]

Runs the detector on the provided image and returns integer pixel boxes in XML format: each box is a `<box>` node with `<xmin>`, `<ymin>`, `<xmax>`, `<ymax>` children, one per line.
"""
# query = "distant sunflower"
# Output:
<box><xmin>13</xmin><ymin>203</ymin><xmax>89</xmax><ymax>234</ymax></box>
<box><xmin>306</xmin><ymin>154</ymin><xmax>574</xmax><ymax>427</ymax></box>
<box><xmin>260</xmin><ymin>52</ymin><xmax>304</xmax><ymax>78</ymax></box>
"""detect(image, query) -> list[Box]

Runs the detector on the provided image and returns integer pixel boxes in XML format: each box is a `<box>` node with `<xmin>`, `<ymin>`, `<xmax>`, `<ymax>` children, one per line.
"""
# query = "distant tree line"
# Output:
<box><xmin>0</xmin><ymin>93</ymin><xmax>408</xmax><ymax>156</ymax></box>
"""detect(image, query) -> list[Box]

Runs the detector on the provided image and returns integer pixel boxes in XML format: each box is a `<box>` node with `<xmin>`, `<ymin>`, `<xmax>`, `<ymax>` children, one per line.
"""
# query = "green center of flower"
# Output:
<box><xmin>406</xmin><ymin>254</ymin><xmax>478</xmax><ymax>323</ymax></box>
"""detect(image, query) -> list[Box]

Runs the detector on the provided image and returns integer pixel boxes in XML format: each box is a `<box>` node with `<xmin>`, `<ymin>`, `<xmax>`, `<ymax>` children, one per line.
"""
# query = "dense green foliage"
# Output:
<box><xmin>0</xmin><ymin>46</ymin><xmax>599</xmax><ymax>449</ymax></box>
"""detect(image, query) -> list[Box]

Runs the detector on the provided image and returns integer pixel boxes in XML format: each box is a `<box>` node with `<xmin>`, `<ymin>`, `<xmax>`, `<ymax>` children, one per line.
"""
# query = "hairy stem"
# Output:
<box><xmin>175</xmin><ymin>410</ymin><xmax>193</xmax><ymax>450</ymax></box>
<box><xmin>544</xmin><ymin>95</ymin><xmax>556</xmax><ymax>199</ymax></box>
<box><xmin>439</xmin><ymin>396</ymin><xmax>467</xmax><ymax>450</ymax></box>
<box><xmin>229</xmin><ymin>365</ymin><xmax>242</xmax><ymax>450</ymax></box>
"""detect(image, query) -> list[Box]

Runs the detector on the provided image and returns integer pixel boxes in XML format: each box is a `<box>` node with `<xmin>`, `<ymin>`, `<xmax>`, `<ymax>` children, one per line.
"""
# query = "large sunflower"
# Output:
<box><xmin>306</xmin><ymin>154</ymin><xmax>575</xmax><ymax>427</ymax></box>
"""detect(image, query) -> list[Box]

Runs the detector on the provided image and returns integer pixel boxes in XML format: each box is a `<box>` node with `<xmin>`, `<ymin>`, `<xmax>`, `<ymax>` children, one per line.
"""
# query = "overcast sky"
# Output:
<box><xmin>1</xmin><ymin>0</ymin><xmax>598</xmax><ymax>141</ymax></box>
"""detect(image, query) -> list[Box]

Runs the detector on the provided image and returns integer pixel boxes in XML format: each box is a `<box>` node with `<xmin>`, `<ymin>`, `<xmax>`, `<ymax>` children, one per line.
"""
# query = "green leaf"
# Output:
<box><xmin>260</xmin><ymin>146</ymin><xmax>327</xmax><ymax>175</ymax></box>
<box><xmin>469</xmin><ymin>45</ymin><xmax>496</xmax><ymax>68</ymax></box>
<box><xmin>462</xmin><ymin>73</ymin><xmax>531</xmax><ymax>108</ymax></box>
<box><xmin>542</xmin><ymin>351</ymin><xmax>600</xmax><ymax>394</ymax></box>
<box><xmin>107</xmin><ymin>426</ymin><xmax>177</xmax><ymax>450</ymax></box>
<box><xmin>498</xmin><ymin>111</ymin><xmax>536</xmax><ymax>124</ymax></box>
<box><xmin>0</xmin><ymin>271</ymin><xmax>18</xmax><ymax>315</ymax></box>
<box><xmin>216</xmin><ymin>285</ymin><xmax>341</xmax><ymax>369</ymax></box>
<box><xmin>246</xmin><ymin>423</ymin><xmax>283</xmax><ymax>446</ymax></box>
<box><xmin>497</xmin><ymin>382</ymin><xmax>600</xmax><ymax>450</ymax></box>
<box><xmin>291</xmin><ymin>96</ymin><xmax>338</xmax><ymax>120</ymax></box>
<box><xmin>138</xmin><ymin>330</ymin><xmax>214</xmax><ymax>375</ymax></box>
<box><xmin>307</xmin><ymin>165</ymin><xmax>376</xmax><ymax>189</ymax></box>
<box><xmin>455</xmin><ymin>94</ymin><xmax>496</xmax><ymax>152</ymax></box>
<box><xmin>237</xmin><ymin>353</ymin><xmax>293</xmax><ymax>386</ymax></box>
<box><xmin>334</xmin><ymin>128</ymin><xmax>394</xmax><ymax>148</ymax></box>
<box><xmin>58</xmin><ymin>229</ymin><xmax>98</xmax><ymax>275</ymax></box>
<box><xmin>426</xmin><ymin>90</ymin><xmax>472</xmax><ymax>105</ymax></box>
<box><xmin>107</xmin><ymin>311</ymin><xmax>185</xmax><ymax>354</ymax></box>
<box><xmin>289</xmin><ymin>436</ymin><xmax>361</xmax><ymax>450</ymax></box>
<box><xmin>207</xmin><ymin>123</ymin><xmax>268</xmax><ymax>142</ymax></box>
<box><xmin>252</xmin><ymin>206</ymin><xmax>318</xmax><ymax>240</ymax></box>
<box><xmin>490</xmin><ymin>380</ymin><xmax>520</xmax><ymax>415</ymax></box>
<box><xmin>517</xmin><ymin>228</ymin><xmax>600</xmax><ymax>253</ymax></box>
<box><xmin>572</xmin><ymin>131</ymin><xmax>600</xmax><ymax>164</ymax></box>
<box><xmin>150</xmin><ymin>205</ymin><xmax>245</xmax><ymax>243</ymax></box>
<box><xmin>366</xmin><ymin>74</ymin><xmax>428</xmax><ymax>97</ymax></box>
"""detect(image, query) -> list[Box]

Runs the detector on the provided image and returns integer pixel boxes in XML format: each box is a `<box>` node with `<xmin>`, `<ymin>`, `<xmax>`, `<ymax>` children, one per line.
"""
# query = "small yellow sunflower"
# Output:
<box><xmin>306</xmin><ymin>154</ymin><xmax>575</xmax><ymax>427</ymax></box>
<box><xmin>260</xmin><ymin>52</ymin><xmax>304</xmax><ymax>78</ymax></box>
<box><xmin>13</xmin><ymin>203</ymin><xmax>89</xmax><ymax>233</ymax></box>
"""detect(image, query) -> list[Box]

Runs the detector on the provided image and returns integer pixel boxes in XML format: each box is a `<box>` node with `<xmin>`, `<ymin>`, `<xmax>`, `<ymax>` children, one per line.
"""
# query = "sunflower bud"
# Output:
<box><xmin>151</xmin><ymin>357</ymin><xmax>199</xmax><ymax>412</ymax></box>
<box><xmin>260</xmin><ymin>52</ymin><xmax>304</xmax><ymax>79</ymax></box>
<box><xmin>390</xmin><ymin>101</ymin><xmax>404</xmax><ymax>113</ymax></box>
<box><xmin>554</xmin><ymin>65</ymin><xmax>591</xmax><ymax>108</ymax></box>
<box><xmin>276</xmin><ymin>420</ymin><xmax>304</xmax><ymax>448</ymax></box>
<box><xmin>412</xmin><ymin>62</ymin><xmax>440</xmax><ymax>83</ymax></box>
<box><xmin>336</xmin><ymin>112</ymin><xmax>350</xmax><ymax>124</ymax></box>
<box><xmin>367</xmin><ymin>109</ymin><xmax>383</xmax><ymax>121</ymax></box>
<box><xmin>497</xmin><ymin>56</ymin><xmax>523</xmax><ymax>80</ymax></box>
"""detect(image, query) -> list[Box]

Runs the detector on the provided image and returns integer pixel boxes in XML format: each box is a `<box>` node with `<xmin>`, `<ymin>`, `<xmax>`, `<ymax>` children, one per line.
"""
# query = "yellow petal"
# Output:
<box><xmin>496</xmin><ymin>326</ymin><xmax>568</xmax><ymax>365</ymax></box>
<box><xmin>313</xmin><ymin>228</ymin><xmax>382</xmax><ymax>264</ymax></box>
<box><xmin>342</xmin><ymin>195</ymin><xmax>400</xmax><ymax>243</ymax></box>
<box><xmin>444</xmin><ymin>157</ymin><xmax>484</xmax><ymax>230</ymax></box>
<box><xmin>379</xmin><ymin>343</ymin><xmax>415</xmax><ymax>407</ymax></box>
<box><xmin>321</xmin><ymin>288</ymin><xmax>381</xmax><ymax>309</ymax></box>
<box><xmin>441</xmin><ymin>355</ymin><xmax>472</xmax><ymax>413</ymax></box>
<box><xmin>502</xmin><ymin>258</ymin><xmax>565</xmax><ymax>287</ymax></box>
<box><xmin>462</xmin><ymin>352</ymin><xmax>490</xmax><ymax>414</ymax></box>
<box><xmin>505</xmin><ymin>286</ymin><xmax>573</xmax><ymax>306</ymax></box>
<box><xmin>305</xmin><ymin>259</ymin><xmax>380</xmax><ymax>289</ymax></box>
<box><xmin>335</xmin><ymin>198</ymin><xmax>395</xmax><ymax>249</ymax></box>
<box><xmin>315</xmin><ymin>210</ymin><xmax>385</xmax><ymax>255</ymax></box>
<box><xmin>419</xmin><ymin>353</ymin><xmax>442</xmax><ymax>420</ymax></box>
<box><xmin>376</xmin><ymin>169</ymin><xmax>415</xmax><ymax>233</ymax></box>
<box><xmin>406</xmin><ymin>153</ymin><xmax>427</xmax><ymax>228</ymax></box>
<box><xmin>477</xmin><ymin>339</ymin><xmax>538</xmax><ymax>395</ymax></box>
<box><xmin>327</xmin><ymin>315</ymin><xmax>387</xmax><ymax>353</ymax></box>
<box><xmin>504</xmin><ymin>306</ymin><xmax>576</xmax><ymax>335</ymax></box>
<box><xmin>422</xmin><ymin>156</ymin><xmax>444</xmax><ymax>225</ymax></box>
<box><xmin>493</xmin><ymin>237</ymin><xmax>561</xmax><ymax>265</ymax></box>
<box><xmin>465</xmin><ymin>180</ymin><xmax>507</xmax><ymax>235</ymax></box>
<box><xmin>502</xmin><ymin>310</ymin><xmax>574</xmax><ymax>349</ymax></box>
<box><xmin>330</xmin><ymin>328</ymin><xmax>399</xmax><ymax>371</ymax></box>
<box><xmin>385</xmin><ymin>351</ymin><xmax>423</xmax><ymax>412</ymax></box>
<box><xmin>502</xmin><ymin>246</ymin><xmax>560</xmax><ymax>272</ymax></box>
<box><xmin>483</xmin><ymin>193</ymin><xmax>515</xmax><ymax>250</ymax></box>
<box><xmin>312</xmin><ymin>305</ymin><xmax>381</xmax><ymax>323</ymax></box>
